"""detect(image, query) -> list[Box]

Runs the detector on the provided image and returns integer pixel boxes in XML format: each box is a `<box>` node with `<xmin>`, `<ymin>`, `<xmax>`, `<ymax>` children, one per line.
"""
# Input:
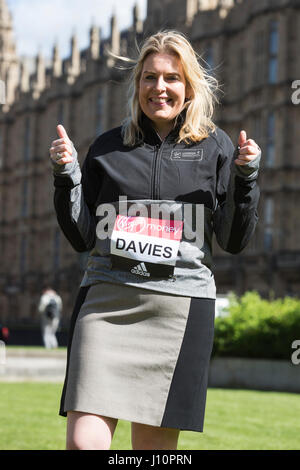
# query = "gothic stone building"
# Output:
<box><xmin>0</xmin><ymin>0</ymin><xmax>300</xmax><ymax>326</ymax></box>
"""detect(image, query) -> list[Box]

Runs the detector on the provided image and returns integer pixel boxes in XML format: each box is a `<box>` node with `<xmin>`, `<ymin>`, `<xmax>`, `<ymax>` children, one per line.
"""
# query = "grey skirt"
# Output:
<box><xmin>59</xmin><ymin>282</ymin><xmax>215</xmax><ymax>432</ymax></box>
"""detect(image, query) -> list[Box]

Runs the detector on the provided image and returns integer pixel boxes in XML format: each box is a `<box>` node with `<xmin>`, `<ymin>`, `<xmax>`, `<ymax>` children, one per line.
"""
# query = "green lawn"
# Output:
<box><xmin>0</xmin><ymin>383</ymin><xmax>299</xmax><ymax>450</ymax></box>
<box><xmin>6</xmin><ymin>346</ymin><xmax>67</xmax><ymax>354</ymax></box>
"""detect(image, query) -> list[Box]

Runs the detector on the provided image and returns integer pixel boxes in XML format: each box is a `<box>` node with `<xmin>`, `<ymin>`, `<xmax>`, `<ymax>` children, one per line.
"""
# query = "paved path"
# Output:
<box><xmin>1</xmin><ymin>348</ymin><xmax>299</xmax><ymax>393</ymax></box>
<box><xmin>0</xmin><ymin>348</ymin><xmax>67</xmax><ymax>382</ymax></box>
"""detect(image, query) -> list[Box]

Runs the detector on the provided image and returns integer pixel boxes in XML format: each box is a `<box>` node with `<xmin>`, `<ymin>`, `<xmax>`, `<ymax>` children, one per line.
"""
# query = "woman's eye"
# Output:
<box><xmin>144</xmin><ymin>75</ymin><xmax>179</xmax><ymax>81</ymax></box>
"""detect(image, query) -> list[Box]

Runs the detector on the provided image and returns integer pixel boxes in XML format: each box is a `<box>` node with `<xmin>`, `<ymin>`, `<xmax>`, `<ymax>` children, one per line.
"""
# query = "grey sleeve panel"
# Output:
<box><xmin>51</xmin><ymin>143</ymin><xmax>81</xmax><ymax>186</ymax></box>
<box><xmin>69</xmin><ymin>185</ymin><xmax>96</xmax><ymax>249</ymax></box>
<box><xmin>53</xmin><ymin>144</ymin><xmax>97</xmax><ymax>252</ymax></box>
<box><xmin>233</xmin><ymin>149</ymin><xmax>261</xmax><ymax>181</ymax></box>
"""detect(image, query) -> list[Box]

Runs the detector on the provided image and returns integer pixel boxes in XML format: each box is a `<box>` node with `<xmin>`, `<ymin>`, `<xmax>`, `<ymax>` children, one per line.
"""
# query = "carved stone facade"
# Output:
<box><xmin>0</xmin><ymin>0</ymin><xmax>299</xmax><ymax>326</ymax></box>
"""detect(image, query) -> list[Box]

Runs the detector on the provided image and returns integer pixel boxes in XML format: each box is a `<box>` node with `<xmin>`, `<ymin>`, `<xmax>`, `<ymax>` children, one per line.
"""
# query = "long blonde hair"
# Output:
<box><xmin>117</xmin><ymin>30</ymin><xmax>220</xmax><ymax>146</ymax></box>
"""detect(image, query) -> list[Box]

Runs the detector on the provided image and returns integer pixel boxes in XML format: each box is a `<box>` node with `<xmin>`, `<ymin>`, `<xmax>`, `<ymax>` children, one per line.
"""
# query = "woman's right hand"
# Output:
<box><xmin>49</xmin><ymin>125</ymin><xmax>74</xmax><ymax>165</ymax></box>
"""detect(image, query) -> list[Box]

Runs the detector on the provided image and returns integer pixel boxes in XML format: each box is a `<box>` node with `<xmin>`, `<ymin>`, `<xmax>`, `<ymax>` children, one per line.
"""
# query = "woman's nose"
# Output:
<box><xmin>153</xmin><ymin>76</ymin><xmax>166</xmax><ymax>92</ymax></box>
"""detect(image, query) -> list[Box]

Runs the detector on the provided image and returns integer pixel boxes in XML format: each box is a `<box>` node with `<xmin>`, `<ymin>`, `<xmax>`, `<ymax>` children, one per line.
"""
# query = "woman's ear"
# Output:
<box><xmin>185</xmin><ymin>83</ymin><xmax>193</xmax><ymax>102</ymax></box>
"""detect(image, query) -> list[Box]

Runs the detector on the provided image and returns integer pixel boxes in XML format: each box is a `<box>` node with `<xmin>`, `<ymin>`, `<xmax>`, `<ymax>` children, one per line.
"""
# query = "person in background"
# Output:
<box><xmin>38</xmin><ymin>287</ymin><xmax>62</xmax><ymax>349</ymax></box>
<box><xmin>0</xmin><ymin>324</ymin><xmax>9</xmax><ymax>345</ymax></box>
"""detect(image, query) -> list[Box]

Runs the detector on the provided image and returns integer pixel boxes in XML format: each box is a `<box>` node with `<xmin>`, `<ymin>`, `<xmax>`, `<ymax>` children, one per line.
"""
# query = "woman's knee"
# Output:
<box><xmin>66</xmin><ymin>411</ymin><xmax>118</xmax><ymax>450</ymax></box>
<box><xmin>66</xmin><ymin>434</ymin><xmax>90</xmax><ymax>450</ymax></box>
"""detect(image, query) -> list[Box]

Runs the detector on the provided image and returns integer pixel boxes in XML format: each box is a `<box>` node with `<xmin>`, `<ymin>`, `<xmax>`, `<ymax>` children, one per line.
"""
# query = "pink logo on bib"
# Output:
<box><xmin>116</xmin><ymin>216</ymin><xmax>147</xmax><ymax>234</ymax></box>
<box><xmin>114</xmin><ymin>215</ymin><xmax>183</xmax><ymax>240</ymax></box>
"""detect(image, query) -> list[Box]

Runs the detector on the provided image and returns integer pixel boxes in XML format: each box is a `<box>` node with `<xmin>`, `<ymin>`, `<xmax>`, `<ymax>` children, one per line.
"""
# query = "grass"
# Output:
<box><xmin>0</xmin><ymin>383</ymin><xmax>300</xmax><ymax>450</ymax></box>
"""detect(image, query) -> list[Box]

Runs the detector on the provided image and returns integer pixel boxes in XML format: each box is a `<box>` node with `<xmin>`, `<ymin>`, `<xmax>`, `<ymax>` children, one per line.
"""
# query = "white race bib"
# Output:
<box><xmin>110</xmin><ymin>215</ymin><xmax>183</xmax><ymax>278</ymax></box>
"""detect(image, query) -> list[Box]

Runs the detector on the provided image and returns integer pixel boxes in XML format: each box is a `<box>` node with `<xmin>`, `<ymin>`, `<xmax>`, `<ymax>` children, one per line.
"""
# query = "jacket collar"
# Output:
<box><xmin>138</xmin><ymin>110</ymin><xmax>186</xmax><ymax>146</ymax></box>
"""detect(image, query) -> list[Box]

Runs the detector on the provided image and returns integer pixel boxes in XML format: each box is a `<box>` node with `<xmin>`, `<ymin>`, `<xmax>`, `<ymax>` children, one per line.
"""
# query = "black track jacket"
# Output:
<box><xmin>52</xmin><ymin>114</ymin><xmax>261</xmax><ymax>298</ymax></box>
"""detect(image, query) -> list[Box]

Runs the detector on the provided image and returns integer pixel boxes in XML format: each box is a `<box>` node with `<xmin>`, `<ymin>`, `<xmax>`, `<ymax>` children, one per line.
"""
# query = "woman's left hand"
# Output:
<box><xmin>234</xmin><ymin>130</ymin><xmax>261</xmax><ymax>166</ymax></box>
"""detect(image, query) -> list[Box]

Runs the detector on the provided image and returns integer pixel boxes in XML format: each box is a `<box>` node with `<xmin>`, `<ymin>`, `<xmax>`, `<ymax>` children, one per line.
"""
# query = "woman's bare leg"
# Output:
<box><xmin>131</xmin><ymin>422</ymin><xmax>180</xmax><ymax>450</ymax></box>
<box><xmin>66</xmin><ymin>411</ymin><xmax>118</xmax><ymax>450</ymax></box>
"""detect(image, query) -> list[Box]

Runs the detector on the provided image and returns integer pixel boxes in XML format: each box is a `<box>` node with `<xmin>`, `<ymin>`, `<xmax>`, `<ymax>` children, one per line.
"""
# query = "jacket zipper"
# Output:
<box><xmin>152</xmin><ymin>140</ymin><xmax>166</xmax><ymax>199</ymax></box>
<box><xmin>151</xmin><ymin>137</ymin><xmax>177</xmax><ymax>282</ymax></box>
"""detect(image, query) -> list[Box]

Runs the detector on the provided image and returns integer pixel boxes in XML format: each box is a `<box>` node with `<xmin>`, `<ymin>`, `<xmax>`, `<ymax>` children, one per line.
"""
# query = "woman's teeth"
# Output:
<box><xmin>150</xmin><ymin>98</ymin><xmax>171</xmax><ymax>103</ymax></box>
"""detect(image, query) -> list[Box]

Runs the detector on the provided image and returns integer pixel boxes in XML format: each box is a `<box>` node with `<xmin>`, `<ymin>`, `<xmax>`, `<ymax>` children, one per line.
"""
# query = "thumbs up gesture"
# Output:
<box><xmin>49</xmin><ymin>124</ymin><xmax>74</xmax><ymax>165</ymax></box>
<box><xmin>234</xmin><ymin>130</ymin><xmax>261</xmax><ymax>166</ymax></box>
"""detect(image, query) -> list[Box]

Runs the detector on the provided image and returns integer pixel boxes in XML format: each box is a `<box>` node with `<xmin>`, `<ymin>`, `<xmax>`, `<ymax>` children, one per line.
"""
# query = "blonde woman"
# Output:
<box><xmin>49</xmin><ymin>31</ymin><xmax>261</xmax><ymax>450</ymax></box>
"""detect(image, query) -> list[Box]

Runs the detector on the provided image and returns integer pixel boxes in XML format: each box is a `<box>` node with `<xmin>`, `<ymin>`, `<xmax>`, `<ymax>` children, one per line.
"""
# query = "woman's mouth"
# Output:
<box><xmin>149</xmin><ymin>97</ymin><xmax>172</xmax><ymax>106</ymax></box>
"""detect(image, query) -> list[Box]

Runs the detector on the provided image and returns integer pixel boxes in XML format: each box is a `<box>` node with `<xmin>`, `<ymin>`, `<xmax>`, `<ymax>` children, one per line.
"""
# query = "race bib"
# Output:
<box><xmin>110</xmin><ymin>215</ymin><xmax>183</xmax><ymax>278</ymax></box>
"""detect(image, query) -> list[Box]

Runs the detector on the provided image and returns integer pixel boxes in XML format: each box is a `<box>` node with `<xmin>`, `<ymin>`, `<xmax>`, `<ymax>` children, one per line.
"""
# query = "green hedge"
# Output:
<box><xmin>212</xmin><ymin>291</ymin><xmax>300</xmax><ymax>360</ymax></box>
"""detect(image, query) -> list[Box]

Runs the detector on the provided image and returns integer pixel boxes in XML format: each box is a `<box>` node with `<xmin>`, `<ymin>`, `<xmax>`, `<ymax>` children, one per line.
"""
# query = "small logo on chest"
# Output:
<box><xmin>170</xmin><ymin>149</ymin><xmax>203</xmax><ymax>161</ymax></box>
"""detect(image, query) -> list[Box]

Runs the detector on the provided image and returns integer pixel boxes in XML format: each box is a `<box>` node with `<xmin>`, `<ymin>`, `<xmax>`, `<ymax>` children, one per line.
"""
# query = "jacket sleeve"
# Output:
<box><xmin>212</xmin><ymin>134</ymin><xmax>261</xmax><ymax>254</ymax></box>
<box><xmin>52</xmin><ymin>143</ymin><xmax>101</xmax><ymax>252</ymax></box>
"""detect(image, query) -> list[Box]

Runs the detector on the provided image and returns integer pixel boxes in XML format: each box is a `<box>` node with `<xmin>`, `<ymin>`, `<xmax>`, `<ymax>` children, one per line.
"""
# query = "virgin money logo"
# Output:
<box><xmin>115</xmin><ymin>215</ymin><xmax>183</xmax><ymax>239</ymax></box>
<box><xmin>116</xmin><ymin>215</ymin><xmax>147</xmax><ymax>233</ymax></box>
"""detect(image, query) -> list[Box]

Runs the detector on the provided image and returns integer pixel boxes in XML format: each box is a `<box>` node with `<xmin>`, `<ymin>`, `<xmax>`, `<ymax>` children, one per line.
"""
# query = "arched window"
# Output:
<box><xmin>268</xmin><ymin>20</ymin><xmax>278</xmax><ymax>84</ymax></box>
<box><xmin>266</xmin><ymin>112</ymin><xmax>275</xmax><ymax>167</ymax></box>
<box><xmin>264</xmin><ymin>197</ymin><xmax>274</xmax><ymax>252</ymax></box>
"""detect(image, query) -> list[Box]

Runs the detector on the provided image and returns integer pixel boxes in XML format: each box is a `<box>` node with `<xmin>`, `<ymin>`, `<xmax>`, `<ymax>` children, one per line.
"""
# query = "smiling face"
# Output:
<box><xmin>138</xmin><ymin>52</ymin><xmax>188</xmax><ymax>137</ymax></box>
